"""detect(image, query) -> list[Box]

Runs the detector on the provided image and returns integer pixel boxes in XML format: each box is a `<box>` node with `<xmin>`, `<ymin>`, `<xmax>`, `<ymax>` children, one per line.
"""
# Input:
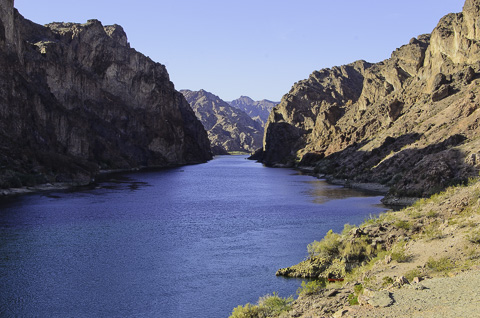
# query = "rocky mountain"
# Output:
<box><xmin>260</xmin><ymin>0</ymin><xmax>480</xmax><ymax>199</ymax></box>
<box><xmin>228</xmin><ymin>96</ymin><xmax>277</xmax><ymax>127</ymax></box>
<box><xmin>0</xmin><ymin>0</ymin><xmax>211</xmax><ymax>189</ymax></box>
<box><xmin>181</xmin><ymin>90</ymin><xmax>263</xmax><ymax>155</ymax></box>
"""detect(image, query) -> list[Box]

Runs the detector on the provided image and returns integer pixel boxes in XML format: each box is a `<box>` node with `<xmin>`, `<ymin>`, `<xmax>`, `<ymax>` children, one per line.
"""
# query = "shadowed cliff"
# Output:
<box><xmin>0</xmin><ymin>0</ymin><xmax>212</xmax><ymax>188</ymax></box>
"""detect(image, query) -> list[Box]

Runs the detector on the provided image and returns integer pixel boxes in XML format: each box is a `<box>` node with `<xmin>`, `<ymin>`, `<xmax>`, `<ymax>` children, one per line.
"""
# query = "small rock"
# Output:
<box><xmin>358</xmin><ymin>294</ymin><xmax>370</xmax><ymax>306</ymax></box>
<box><xmin>384</xmin><ymin>255</ymin><xmax>392</xmax><ymax>264</ymax></box>
<box><xmin>368</xmin><ymin>290</ymin><xmax>394</xmax><ymax>307</ymax></box>
<box><xmin>394</xmin><ymin>276</ymin><xmax>410</xmax><ymax>286</ymax></box>
<box><xmin>333</xmin><ymin>309</ymin><xmax>349</xmax><ymax>318</ymax></box>
<box><xmin>410</xmin><ymin>284</ymin><xmax>428</xmax><ymax>290</ymax></box>
<box><xmin>412</xmin><ymin>277</ymin><xmax>421</xmax><ymax>284</ymax></box>
<box><xmin>431</xmin><ymin>84</ymin><xmax>449</xmax><ymax>102</ymax></box>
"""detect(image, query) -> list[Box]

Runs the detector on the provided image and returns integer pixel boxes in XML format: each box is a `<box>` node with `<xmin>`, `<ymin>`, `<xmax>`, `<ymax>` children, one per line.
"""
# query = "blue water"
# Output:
<box><xmin>0</xmin><ymin>156</ymin><xmax>387</xmax><ymax>317</ymax></box>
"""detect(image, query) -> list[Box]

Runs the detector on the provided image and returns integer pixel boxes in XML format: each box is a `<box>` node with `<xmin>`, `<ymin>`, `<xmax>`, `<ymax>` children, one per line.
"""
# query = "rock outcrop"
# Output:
<box><xmin>262</xmin><ymin>0</ymin><xmax>480</xmax><ymax>198</ymax></box>
<box><xmin>0</xmin><ymin>0</ymin><xmax>212</xmax><ymax>188</ymax></box>
<box><xmin>228</xmin><ymin>96</ymin><xmax>277</xmax><ymax>127</ymax></box>
<box><xmin>181</xmin><ymin>90</ymin><xmax>263</xmax><ymax>154</ymax></box>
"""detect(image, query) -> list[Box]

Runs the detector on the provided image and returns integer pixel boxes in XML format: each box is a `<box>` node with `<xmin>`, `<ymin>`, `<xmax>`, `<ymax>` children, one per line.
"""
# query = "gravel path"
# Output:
<box><xmin>351</xmin><ymin>269</ymin><xmax>480</xmax><ymax>318</ymax></box>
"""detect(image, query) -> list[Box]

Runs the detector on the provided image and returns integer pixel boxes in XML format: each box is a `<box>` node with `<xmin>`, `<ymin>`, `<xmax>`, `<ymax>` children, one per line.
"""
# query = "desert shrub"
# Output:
<box><xmin>404</xmin><ymin>268</ymin><xmax>423</xmax><ymax>281</ymax></box>
<box><xmin>426</xmin><ymin>256</ymin><xmax>454</xmax><ymax>273</ymax></box>
<box><xmin>382</xmin><ymin>276</ymin><xmax>394</xmax><ymax>287</ymax></box>
<box><xmin>341</xmin><ymin>223</ymin><xmax>356</xmax><ymax>235</ymax></box>
<box><xmin>347</xmin><ymin>283</ymin><xmax>363</xmax><ymax>306</ymax></box>
<box><xmin>390</xmin><ymin>245</ymin><xmax>411</xmax><ymax>263</ymax></box>
<box><xmin>307</xmin><ymin>230</ymin><xmax>342</xmax><ymax>259</ymax></box>
<box><xmin>423</xmin><ymin>221</ymin><xmax>444</xmax><ymax>241</ymax></box>
<box><xmin>353</xmin><ymin>283</ymin><xmax>364</xmax><ymax>295</ymax></box>
<box><xmin>394</xmin><ymin>219</ymin><xmax>411</xmax><ymax>230</ymax></box>
<box><xmin>407</xmin><ymin>209</ymin><xmax>422</xmax><ymax>219</ymax></box>
<box><xmin>426</xmin><ymin>210</ymin><xmax>437</xmax><ymax>218</ymax></box>
<box><xmin>258</xmin><ymin>293</ymin><xmax>293</xmax><ymax>316</ymax></box>
<box><xmin>230</xmin><ymin>303</ymin><xmax>263</xmax><ymax>318</ymax></box>
<box><xmin>348</xmin><ymin>293</ymin><xmax>359</xmax><ymax>305</ymax></box>
<box><xmin>466</xmin><ymin>229</ymin><xmax>480</xmax><ymax>244</ymax></box>
<box><xmin>342</xmin><ymin>236</ymin><xmax>375</xmax><ymax>261</ymax></box>
<box><xmin>296</xmin><ymin>279</ymin><xmax>326</xmax><ymax>296</ymax></box>
<box><xmin>229</xmin><ymin>293</ymin><xmax>293</xmax><ymax>318</ymax></box>
<box><xmin>411</xmin><ymin>198</ymin><xmax>427</xmax><ymax>210</ymax></box>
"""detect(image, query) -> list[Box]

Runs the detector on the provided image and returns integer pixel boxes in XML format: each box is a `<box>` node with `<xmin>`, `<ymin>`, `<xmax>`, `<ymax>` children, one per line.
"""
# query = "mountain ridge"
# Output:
<box><xmin>181</xmin><ymin>89</ymin><xmax>263</xmax><ymax>154</ymax></box>
<box><xmin>228</xmin><ymin>96</ymin><xmax>278</xmax><ymax>127</ymax></box>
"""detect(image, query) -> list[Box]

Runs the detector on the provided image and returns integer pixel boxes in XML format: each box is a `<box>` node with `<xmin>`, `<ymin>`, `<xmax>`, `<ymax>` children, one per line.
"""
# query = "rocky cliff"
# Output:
<box><xmin>0</xmin><ymin>0</ymin><xmax>212</xmax><ymax>188</ymax></box>
<box><xmin>262</xmin><ymin>0</ymin><xmax>480</xmax><ymax>198</ymax></box>
<box><xmin>181</xmin><ymin>89</ymin><xmax>263</xmax><ymax>154</ymax></box>
<box><xmin>228</xmin><ymin>96</ymin><xmax>277</xmax><ymax>127</ymax></box>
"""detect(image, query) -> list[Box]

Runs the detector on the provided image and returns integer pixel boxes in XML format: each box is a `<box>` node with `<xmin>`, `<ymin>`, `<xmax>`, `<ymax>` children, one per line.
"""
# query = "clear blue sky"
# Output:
<box><xmin>15</xmin><ymin>0</ymin><xmax>465</xmax><ymax>101</ymax></box>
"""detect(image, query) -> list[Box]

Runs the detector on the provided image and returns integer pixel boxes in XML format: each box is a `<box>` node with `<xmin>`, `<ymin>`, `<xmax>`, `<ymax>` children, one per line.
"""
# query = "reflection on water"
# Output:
<box><xmin>301</xmin><ymin>179</ymin><xmax>382</xmax><ymax>204</ymax></box>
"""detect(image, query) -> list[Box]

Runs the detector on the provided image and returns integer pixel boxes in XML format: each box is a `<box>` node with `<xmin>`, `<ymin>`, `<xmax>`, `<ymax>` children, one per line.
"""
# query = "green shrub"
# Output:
<box><xmin>229</xmin><ymin>293</ymin><xmax>293</xmax><ymax>318</ymax></box>
<box><xmin>230</xmin><ymin>303</ymin><xmax>262</xmax><ymax>318</ymax></box>
<box><xmin>382</xmin><ymin>276</ymin><xmax>394</xmax><ymax>287</ymax></box>
<box><xmin>341</xmin><ymin>223</ymin><xmax>356</xmax><ymax>235</ymax></box>
<box><xmin>426</xmin><ymin>257</ymin><xmax>454</xmax><ymax>273</ymax></box>
<box><xmin>390</xmin><ymin>245</ymin><xmax>410</xmax><ymax>263</ymax></box>
<box><xmin>307</xmin><ymin>230</ymin><xmax>342</xmax><ymax>258</ymax></box>
<box><xmin>296</xmin><ymin>279</ymin><xmax>326</xmax><ymax>296</ymax></box>
<box><xmin>394</xmin><ymin>219</ymin><xmax>411</xmax><ymax>230</ymax></box>
<box><xmin>423</xmin><ymin>221</ymin><xmax>444</xmax><ymax>241</ymax></box>
<box><xmin>466</xmin><ymin>229</ymin><xmax>480</xmax><ymax>244</ymax></box>
<box><xmin>404</xmin><ymin>268</ymin><xmax>422</xmax><ymax>281</ymax></box>
<box><xmin>258</xmin><ymin>293</ymin><xmax>293</xmax><ymax>316</ymax></box>
<box><xmin>348</xmin><ymin>293</ymin><xmax>359</xmax><ymax>305</ymax></box>
<box><xmin>353</xmin><ymin>283</ymin><xmax>364</xmax><ymax>295</ymax></box>
<box><xmin>342</xmin><ymin>236</ymin><xmax>376</xmax><ymax>261</ymax></box>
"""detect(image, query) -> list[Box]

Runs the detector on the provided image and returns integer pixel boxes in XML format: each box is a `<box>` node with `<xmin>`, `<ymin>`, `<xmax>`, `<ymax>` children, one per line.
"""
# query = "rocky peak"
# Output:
<box><xmin>103</xmin><ymin>24</ymin><xmax>129</xmax><ymax>47</ymax></box>
<box><xmin>229</xmin><ymin>95</ymin><xmax>277</xmax><ymax>127</ymax></box>
<box><xmin>181</xmin><ymin>90</ymin><xmax>263</xmax><ymax>154</ymax></box>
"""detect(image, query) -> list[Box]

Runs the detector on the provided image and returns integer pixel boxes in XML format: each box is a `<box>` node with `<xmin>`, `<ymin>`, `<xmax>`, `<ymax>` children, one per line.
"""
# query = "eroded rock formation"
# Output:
<box><xmin>0</xmin><ymin>0</ymin><xmax>211</xmax><ymax>188</ymax></box>
<box><xmin>181</xmin><ymin>89</ymin><xmax>263</xmax><ymax>154</ymax></box>
<box><xmin>262</xmin><ymin>0</ymin><xmax>480</xmax><ymax>198</ymax></box>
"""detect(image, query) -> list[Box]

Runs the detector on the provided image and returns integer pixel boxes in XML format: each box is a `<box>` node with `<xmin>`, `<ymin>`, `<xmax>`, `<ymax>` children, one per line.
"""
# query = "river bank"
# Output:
<box><xmin>231</xmin><ymin>177</ymin><xmax>480</xmax><ymax>317</ymax></box>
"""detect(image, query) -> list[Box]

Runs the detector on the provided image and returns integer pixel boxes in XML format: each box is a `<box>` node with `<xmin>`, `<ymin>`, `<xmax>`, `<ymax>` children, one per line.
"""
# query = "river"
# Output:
<box><xmin>0</xmin><ymin>156</ymin><xmax>387</xmax><ymax>317</ymax></box>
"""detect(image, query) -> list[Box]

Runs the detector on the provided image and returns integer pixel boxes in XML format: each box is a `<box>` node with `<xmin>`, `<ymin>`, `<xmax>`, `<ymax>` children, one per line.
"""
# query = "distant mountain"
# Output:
<box><xmin>181</xmin><ymin>90</ymin><xmax>263</xmax><ymax>155</ymax></box>
<box><xmin>228</xmin><ymin>96</ymin><xmax>278</xmax><ymax>127</ymax></box>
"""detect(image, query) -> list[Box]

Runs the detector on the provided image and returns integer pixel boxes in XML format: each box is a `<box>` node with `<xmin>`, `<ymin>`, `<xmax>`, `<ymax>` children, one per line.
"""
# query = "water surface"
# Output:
<box><xmin>0</xmin><ymin>156</ymin><xmax>387</xmax><ymax>317</ymax></box>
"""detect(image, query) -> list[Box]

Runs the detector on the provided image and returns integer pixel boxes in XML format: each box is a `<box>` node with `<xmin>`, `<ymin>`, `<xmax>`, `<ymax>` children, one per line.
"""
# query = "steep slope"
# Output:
<box><xmin>181</xmin><ymin>90</ymin><xmax>263</xmax><ymax>154</ymax></box>
<box><xmin>0</xmin><ymin>0</ymin><xmax>211</xmax><ymax>188</ymax></box>
<box><xmin>228</xmin><ymin>96</ymin><xmax>277</xmax><ymax>127</ymax></box>
<box><xmin>262</xmin><ymin>0</ymin><xmax>480</xmax><ymax>199</ymax></box>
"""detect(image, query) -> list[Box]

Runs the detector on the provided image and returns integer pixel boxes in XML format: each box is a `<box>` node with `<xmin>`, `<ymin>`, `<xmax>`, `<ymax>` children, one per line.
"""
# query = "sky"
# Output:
<box><xmin>15</xmin><ymin>0</ymin><xmax>466</xmax><ymax>102</ymax></box>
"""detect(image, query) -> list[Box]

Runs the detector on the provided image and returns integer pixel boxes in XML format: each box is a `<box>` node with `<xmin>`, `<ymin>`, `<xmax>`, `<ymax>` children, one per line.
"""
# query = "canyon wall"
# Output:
<box><xmin>262</xmin><ymin>0</ymin><xmax>480</xmax><ymax>198</ymax></box>
<box><xmin>0</xmin><ymin>0</ymin><xmax>211</xmax><ymax>188</ymax></box>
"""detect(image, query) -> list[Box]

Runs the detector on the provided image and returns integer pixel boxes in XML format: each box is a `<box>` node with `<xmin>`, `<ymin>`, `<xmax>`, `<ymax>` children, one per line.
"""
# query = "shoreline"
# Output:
<box><xmin>0</xmin><ymin>160</ymin><xmax>208</xmax><ymax>198</ymax></box>
<box><xmin>0</xmin><ymin>182</ymin><xmax>90</xmax><ymax>197</ymax></box>
<box><xmin>295</xmin><ymin>165</ymin><xmax>419</xmax><ymax>208</ymax></box>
